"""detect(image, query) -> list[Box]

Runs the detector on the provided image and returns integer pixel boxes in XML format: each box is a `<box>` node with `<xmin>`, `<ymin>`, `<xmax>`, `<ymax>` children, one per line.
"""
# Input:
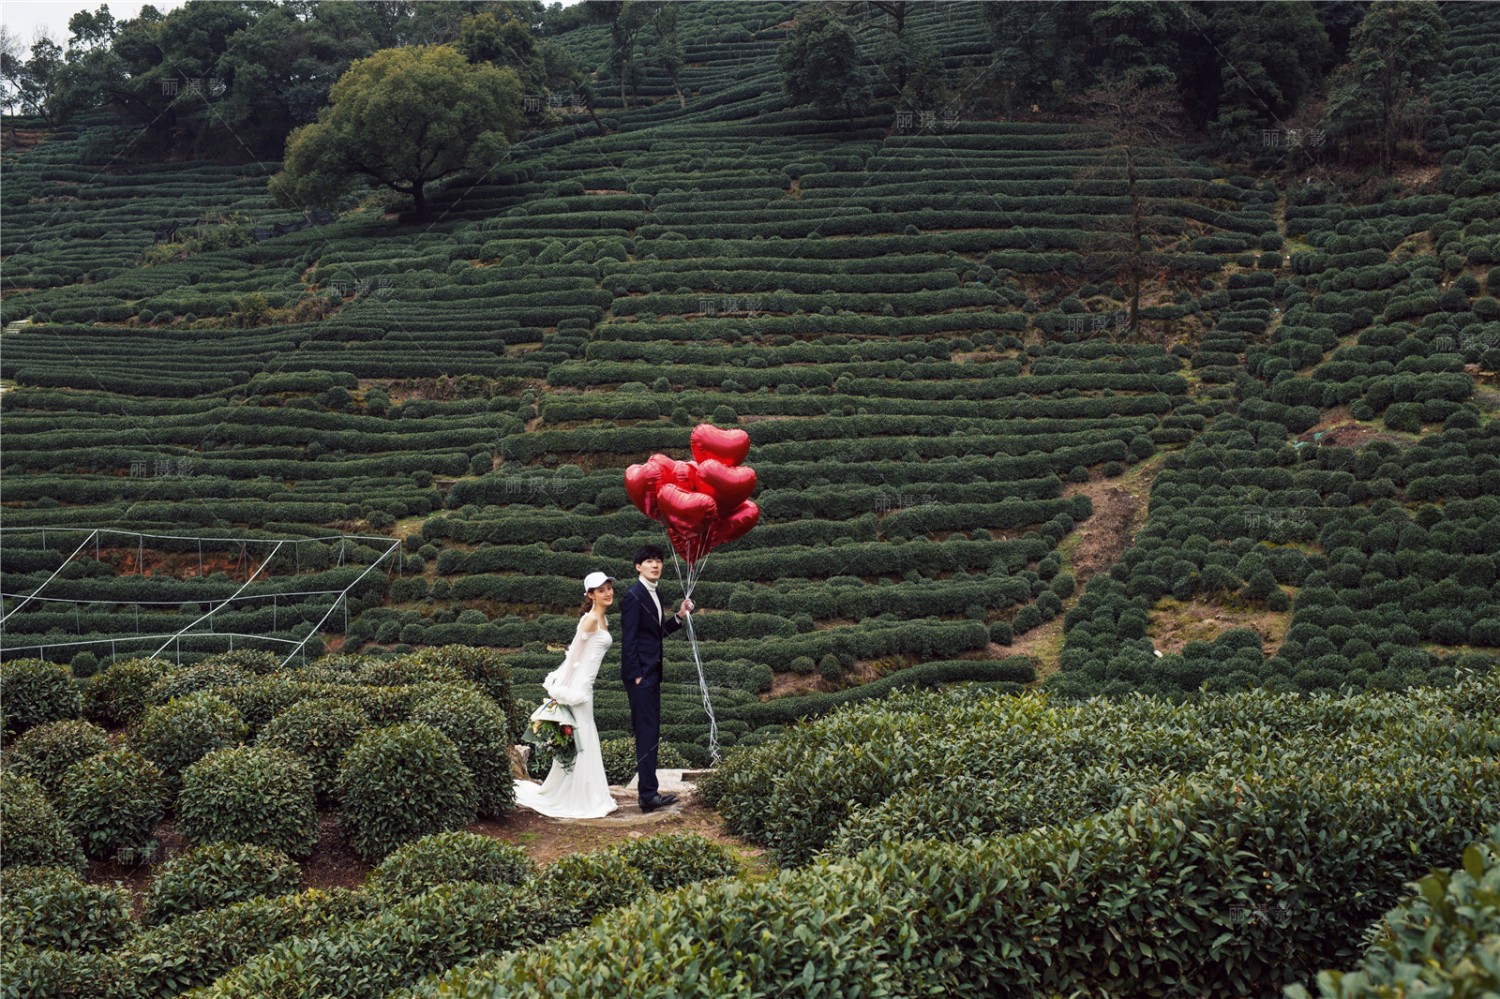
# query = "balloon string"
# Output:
<box><xmin>662</xmin><ymin>524</ymin><xmax>720</xmax><ymax>766</ymax></box>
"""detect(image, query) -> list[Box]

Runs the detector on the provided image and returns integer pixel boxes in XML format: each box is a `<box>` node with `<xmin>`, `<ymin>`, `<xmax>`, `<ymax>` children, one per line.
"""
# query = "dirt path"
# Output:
<box><xmin>1009</xmin><ymin>458</ymin><xmax>1164</xmax><ymax>679</ymax></box>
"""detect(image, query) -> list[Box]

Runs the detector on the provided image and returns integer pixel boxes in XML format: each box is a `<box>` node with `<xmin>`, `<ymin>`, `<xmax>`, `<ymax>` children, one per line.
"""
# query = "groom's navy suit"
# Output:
<box><xmin>620</xmin><ymin>579</ymin><xmax>682</xmax><ymax>802</ymax></box>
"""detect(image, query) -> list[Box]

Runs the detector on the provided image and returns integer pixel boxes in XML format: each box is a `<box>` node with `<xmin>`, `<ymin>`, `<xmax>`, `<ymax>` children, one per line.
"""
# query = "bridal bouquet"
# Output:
<box><xmin>524</xmin><ymin>699</ymin><xmax>579</xmax><ymax>773</ymax></box>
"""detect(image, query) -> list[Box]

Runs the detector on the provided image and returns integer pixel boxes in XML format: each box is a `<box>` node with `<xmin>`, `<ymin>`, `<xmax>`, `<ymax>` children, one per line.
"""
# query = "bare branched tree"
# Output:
<box><xmin>1074</xmin><ymin>81</ymin><xmax>1188</xmax><ymax>341</ymax></box>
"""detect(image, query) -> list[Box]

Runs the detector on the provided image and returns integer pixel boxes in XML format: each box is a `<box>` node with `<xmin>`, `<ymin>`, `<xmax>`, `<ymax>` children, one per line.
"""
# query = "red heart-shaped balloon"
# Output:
<box><xmin>691</xmin><ymin>424</ymin><xmax>751</xmax><ymax>467</ymax></box>
<box><xmin>709</xmin><ymin>499</ymin><xmax>759</xmax><ymax>549</ymax></box>
<box><xmin>648</xmin><ymin>453</ymin><xmax>678</xmax><ymax>487</ymax></box>
<box><xmin>697</xmin><ymin>459</ymin><xmax>756</xmax><ymax>515</ymax></box>
<box><xmin>666</xmin><ymin>525</ymin><xmax>710</xmax><ymax>566</ymax></box>
<box><xmin>656</xmin><ymin>483</ymin><xmax>717</xmax><ymax>537</ymax></box>
<box><xmin>671</xmin><ymin>460</ymin><xmax>697</xmax><ymax>492</ymax></box>
<box><xmin>623</xmin><ymin>462</ymin><xmax>661</xmax><ymax>519</ymax></box>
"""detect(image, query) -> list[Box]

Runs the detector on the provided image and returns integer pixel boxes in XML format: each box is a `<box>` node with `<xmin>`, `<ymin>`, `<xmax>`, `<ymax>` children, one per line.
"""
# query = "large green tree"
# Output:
<box><xmin>1321</xmin><ymin>0</ymin><xmax>1446</xmax><ymax>170</ymax></box>
<box><xmin>981</xmin><ymin>3</ymin><xmax>1094</xmax><ymax>115</ymax></box>
<box><xmin>1085</xmin><ymin>0</ymin><xmax>1202</xmax><ymax>89</ymax></box>
<box><xmin>1192</xmin><ymin>1</ymin><xmax>1331</xmax><ymax>153</ymax></box>
<box><xmin>776</xmin><ymin>4</ymin><xmax>868</xmax><ymax>129</ymax></box>
<box><xmin>2</xmin><ymin>34</ymin><xmax>63</xmax><ymax>123</ymax></box>
<box><xmin>270</xmin><ymin>44</ymin><xmax>522</xmax><ymax>223</ymax></box>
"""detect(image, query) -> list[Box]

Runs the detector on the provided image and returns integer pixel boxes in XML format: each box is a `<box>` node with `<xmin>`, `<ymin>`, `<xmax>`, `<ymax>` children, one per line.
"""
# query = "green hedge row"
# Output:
<box><xmin>444</xmin><ymin>675</ymin><xmax>1500</xmax><ymax>997</ymax></box>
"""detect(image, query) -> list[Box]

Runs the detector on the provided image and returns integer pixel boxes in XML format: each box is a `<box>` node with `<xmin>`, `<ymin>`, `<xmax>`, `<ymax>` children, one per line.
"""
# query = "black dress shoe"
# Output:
<box><xmin>639</xmin><ymin>792</ymin><xmax>679</xmax><ymax>812</ymax></box>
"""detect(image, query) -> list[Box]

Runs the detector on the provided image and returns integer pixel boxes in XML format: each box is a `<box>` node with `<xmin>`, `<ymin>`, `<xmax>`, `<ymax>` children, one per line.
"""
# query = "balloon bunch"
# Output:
<box><xmin>623</xmin><ymin>424</ymin><xmax>759</xmax><ymax>766</ymax></box>
<box><xmin>623</xmin><ymin>424</ymin><xmax>760</xmax><ymax>574</ymax></box>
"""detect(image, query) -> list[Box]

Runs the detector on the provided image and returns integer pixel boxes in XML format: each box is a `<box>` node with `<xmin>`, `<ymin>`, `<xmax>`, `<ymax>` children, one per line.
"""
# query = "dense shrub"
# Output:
<box><xmin>59</xmin><ymin>748</ymin><xmax>168</xmax><ymax>859</ymax></box>
<box><xmin>84</xmin><ymin>658</ymin><xmax>167</xmax><ymax>728</ymax></box>
<box><xmin>132</xmin><ymin>692</ymin><xmax>248</xmax><ymax>790</ymax></box>
<box><xmin>0</xmin><ymin>865</ymin><xmax>134</xmax><ymax>952</ymax></box>
<box><xmin>365</xmin><ymin>831</ymin><xmax>537</xmax><ymax>906</ymax></box>
<box><xmin>203</xmin><ymin>880</ymin><xmax>528</xmax><ymax>997</ymax></box>
<box><xmin>4</xmin><ymin>718</ymin><xmax>110</xmax><ymax>799</ymax></box>
<box><xmin>466</xmin><ymin>677</ymin><xmax>1500</xmax><ymax>997</ymax></box>
<box><xmin>0</xmin><ymin>771</ymin><xmax>85</xmax><ymax>873</ymax></box>
<box><xmin>408</xmin><ymin>646</ymin><xmax>518</xmax><ymax>740</ymax></box>
<box><xmin>144</xmin><ymin>842</ymin><xmax>301</xmax><ymax>925</ymax></box>
<box><xmin>147</xmin><ymin>661</ymin><xmax>253</xmax><ymax>704</ymax></box>
<box><xmin>1287</xmin><ymin>823</ymin><xmax>1500</xmax><ymax>998</ymax></box>
<box><xmin>613</xmin><ymin>833</ymin><xmax>741</xmax><ymax>892</ymax></box>
<box><xmin>524</xmin><ymin>849</ymin><xmax>651</xmax><ymax>940</ymax></box>
<box><xmin>256</xmin><ymin>698</ymin><xmax>368</xmax><ymax>803</ymax></box>
<box><xmin>177</xmin><ymin>746</ymin><xmax>318</xmax><ymax>857</ymax></box>
<box><xmin>0</xmin><ymin>658</ymin><xmax>82</xmax><ymax>739</ymax></box>
<box><xmin>337</xmin><ymin>723</ymin><xmax>477</xmax><ymax>862</ymax></box>
<box><xmin>98</xmin><ymin>887</ymin><xmax>369</xmax><ymax>997</ymax></box>
<box><xmin>408</xmin><ymin>688</ymin><xmax>514</xmax><ymax>817</ymax></box>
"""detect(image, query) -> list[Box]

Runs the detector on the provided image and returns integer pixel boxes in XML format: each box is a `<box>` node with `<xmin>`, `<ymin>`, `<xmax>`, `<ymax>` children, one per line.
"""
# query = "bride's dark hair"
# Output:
<box><xmin>581</xmin><ymin>588</ymin><xmax>600</xmax><ymax>615</ymax></box>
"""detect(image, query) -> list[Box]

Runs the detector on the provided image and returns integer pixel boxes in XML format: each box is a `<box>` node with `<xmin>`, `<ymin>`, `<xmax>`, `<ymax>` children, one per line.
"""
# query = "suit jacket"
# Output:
<box><xmin>619</xmin><ymin>579</ymin><xmax>682</xmax><ymax>687</ymax></box>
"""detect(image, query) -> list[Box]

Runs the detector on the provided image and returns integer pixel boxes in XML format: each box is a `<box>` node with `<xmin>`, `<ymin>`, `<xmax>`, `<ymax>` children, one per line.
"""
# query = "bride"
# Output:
<box><xmin>514</xmin><ymin>571</ymin><xmax>620</xmax><ymax>819</ymax></box>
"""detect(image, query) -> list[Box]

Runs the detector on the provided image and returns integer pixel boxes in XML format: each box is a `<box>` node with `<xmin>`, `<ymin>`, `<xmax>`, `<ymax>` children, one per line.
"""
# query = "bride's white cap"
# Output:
<box><xmin>583</xmin><ymin>571</ymin><xmax>615</xmax><ymax>592</ymax></box>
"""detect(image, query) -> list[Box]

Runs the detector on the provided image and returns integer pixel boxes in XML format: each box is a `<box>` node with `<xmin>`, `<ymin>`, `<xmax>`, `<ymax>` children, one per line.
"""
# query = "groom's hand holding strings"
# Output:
<box><xmin>675</xmin><ymin>598</ymin><xmax>694</xmax><ymax>620</ymax></box>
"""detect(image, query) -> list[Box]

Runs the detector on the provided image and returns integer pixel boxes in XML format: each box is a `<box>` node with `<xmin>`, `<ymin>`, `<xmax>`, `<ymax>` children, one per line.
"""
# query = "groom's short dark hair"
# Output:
<box><xmin>632</xmin><ymin>544</ymin><xmax>665</xmax><ymax>567</ymax></box>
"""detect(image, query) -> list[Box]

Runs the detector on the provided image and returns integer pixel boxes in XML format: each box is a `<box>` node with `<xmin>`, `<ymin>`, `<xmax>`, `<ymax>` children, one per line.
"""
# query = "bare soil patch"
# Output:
<box><xmin>1147</xmin><ymin>596</ymin><xmax>1290</xmax><ymax>656</ymax></box>
<box><xmin>470</xmin><ymin>790</ymin><xmax>767</xmax><ymax>869</ymax></box>
<box><xmin>1296</xmin><ymin>414</ymin><xmax>1405</xmax><ymax>450</ymax></box>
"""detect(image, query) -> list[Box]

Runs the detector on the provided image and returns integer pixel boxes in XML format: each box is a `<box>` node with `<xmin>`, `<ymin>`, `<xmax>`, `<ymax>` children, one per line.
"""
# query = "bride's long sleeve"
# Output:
<box><xmin>545</xmin><ymin>627</ymin><xmax>605</xmax><ymax>706</ymax></box>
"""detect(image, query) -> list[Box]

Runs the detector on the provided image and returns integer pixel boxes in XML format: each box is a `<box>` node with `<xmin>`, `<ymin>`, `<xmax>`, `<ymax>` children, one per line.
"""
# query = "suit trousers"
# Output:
<box><xmin>625</xmin><ymin>680</ymin><xmax>661</xmax><ymax>801</ymax></box>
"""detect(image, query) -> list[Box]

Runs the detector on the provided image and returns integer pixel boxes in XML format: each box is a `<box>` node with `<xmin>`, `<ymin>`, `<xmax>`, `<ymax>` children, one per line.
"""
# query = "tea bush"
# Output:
<box><xmin>83</xmin><ymin>659</ymin><xmax>167</xmax><ymax>728</ymax></box>
<box><xmin>408</xmin><ymin>688</ymin><xmax>514</xmax><ymax>817</ymax></box>
<box><xmin>256</xmin><ymin>698</ymin><xmax>368</xmax><ymax>803</ymax></box>
<box><xmin>177</xmin><ymin>746</ymin><xmax>318</xmax><ymax>857</ymax></box>
<box><xmin>5</xmin><ymin>718</ymin><xmax>110</xmax><ymax>799</ymax></box>
<box><xmin>143</xmin><ymin>842</ymin><xmax>301</xmax><ymax>925</ymax></box>
<box><xmin>0</xmin><ymin>771</ymin><xmax>85</xmax><ymax>873</ymax></box>
<box><xmin>365</xmin><ymin>831</ymin><xmax>537</xmax><ymax>906</ymax></box>
<box><xmin>1286</xmin><ymin>823</ymin><xmax>1500</xmax><ymax>998</ymax></box>
<box><xmin>463</xmin><ymin>676</ymin><xmax>1500</xmax><ymax>997</ymax></box>
<box><xmin>613</xmin><ymin>832</ymin><xmax>741</xmax><ymax>892</ymax></box>
<box><xmin>0</xmin><ymin>865</ymin><xmax>133</xmax><ymax>953</ymax></box>
<box><xmin>336</xmin><ymin>723</ymin><xmax>477</xmax><ymax>862</ymax></box>
<box><xmin>90</xmin><ymin>888</ymin><xmax>369</xmax><ymax>998</ymax></box>
<box><xmin>598</xmin><ymin>737</ymin><xmax>690</xmax><ymax>785</ymax></box>
<box><xmin>59</xmin><ymin>748</ymin><xmax>167</xmax><ymax>859</ymax></box>
<box><xmin>0</xmin><ymin>659</ymin><xmax>81</xmax><ymax>739</ymax></box>
<box><xmin>132</xmin><ymin>692</ymin><xmax>248</xmax><ymax>791</ymax></box>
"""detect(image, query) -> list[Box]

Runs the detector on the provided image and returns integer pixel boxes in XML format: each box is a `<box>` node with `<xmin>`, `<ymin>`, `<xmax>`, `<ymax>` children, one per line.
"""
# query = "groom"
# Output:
<box><xmin>620</xmin><ymin>544</ymin><xmax>692</xmax><ymax>812</ymax></box>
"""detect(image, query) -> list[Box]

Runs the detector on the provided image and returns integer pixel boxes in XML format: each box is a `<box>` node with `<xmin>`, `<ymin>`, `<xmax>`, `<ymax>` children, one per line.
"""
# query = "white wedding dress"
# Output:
<box><xmin>513</xmin><ymin>616</ymin><xmax>619</xmax><ymax>819</ymax></box>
